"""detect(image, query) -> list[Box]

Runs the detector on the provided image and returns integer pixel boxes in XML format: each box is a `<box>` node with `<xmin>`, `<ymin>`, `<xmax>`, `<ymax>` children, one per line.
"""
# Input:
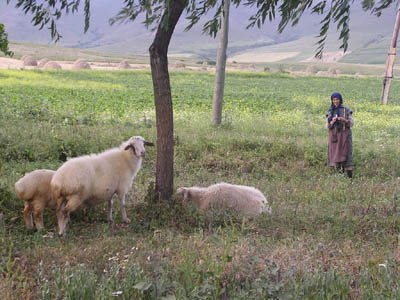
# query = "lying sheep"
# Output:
<box><xmin>15</xmin><ymin>169</ymin><xmax>56</xmax><ymax>230</ymax></box>
<box><xmin>176</xmin><ymin>182</ymin><xmax>271</xmax><ymax>216</ymax></box>
<box><xmin>51</xmin><ymin>136</ymin><xmax>154</xmax><ymax>236</ymax></box>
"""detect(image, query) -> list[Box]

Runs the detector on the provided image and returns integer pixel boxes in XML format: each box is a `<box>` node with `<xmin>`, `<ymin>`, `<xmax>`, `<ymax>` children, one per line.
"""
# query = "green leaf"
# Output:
<box><xmin>133</xmin><ymin>281</ymin><xmax>152</xmax><ymax>291</ymax></box>
<box><xmin>0</xmin><ymin>23</ymin><xmax>13</xmax><ymax>57</ymax></box>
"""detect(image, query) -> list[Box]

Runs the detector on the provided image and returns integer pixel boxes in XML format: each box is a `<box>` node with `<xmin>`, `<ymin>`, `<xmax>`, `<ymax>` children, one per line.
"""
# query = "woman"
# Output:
<box><xmin>326</xmin><ymin>92</ymin><xmax>354</xmax><ymax>178</ymax></box>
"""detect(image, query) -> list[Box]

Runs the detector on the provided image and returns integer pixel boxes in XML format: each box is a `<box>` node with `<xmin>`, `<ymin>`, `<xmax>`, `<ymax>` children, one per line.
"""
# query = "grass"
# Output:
<box><xmin>1</xmin><ymin>69</ymin><xmax>400</xmax><ymax>298</ymax></box>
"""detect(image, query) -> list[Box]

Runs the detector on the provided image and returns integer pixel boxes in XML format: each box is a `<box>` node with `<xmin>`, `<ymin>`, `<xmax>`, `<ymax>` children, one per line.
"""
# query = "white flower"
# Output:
<box><xmin>112</xmin><ymin>291</ymin><xmax>123</xmax><ymax>296</ymax></box>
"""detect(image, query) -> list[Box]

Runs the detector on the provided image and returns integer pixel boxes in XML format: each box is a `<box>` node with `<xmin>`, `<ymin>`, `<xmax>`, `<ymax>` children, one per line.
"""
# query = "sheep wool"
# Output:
<box><xmin>15</xmin><ymin>169</ymin><xmax>56</xmax><ymax>230</ymax></box>
<box><xmin>51</xmin><ymin>136</ymin><xmax>154</xmax><ymax>236</ymax></box>
<box><xmin>177</xmin><ymin>182</ymin><xmax>271</xmax><ymax>216</ymax></box>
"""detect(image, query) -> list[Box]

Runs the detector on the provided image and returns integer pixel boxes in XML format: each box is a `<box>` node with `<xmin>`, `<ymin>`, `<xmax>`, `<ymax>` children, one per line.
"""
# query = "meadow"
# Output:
<box><xmin>1</xmin><ymin>69</ymin><xmax>400</xmax><ymax>299</ymax></box>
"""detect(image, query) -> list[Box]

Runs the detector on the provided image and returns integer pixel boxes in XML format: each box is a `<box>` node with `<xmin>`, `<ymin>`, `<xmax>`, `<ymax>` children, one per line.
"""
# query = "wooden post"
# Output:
<box><xmin>381</xmin><ymin>7</ymin><xmax>400</xmax><ymax>105</ymax></box>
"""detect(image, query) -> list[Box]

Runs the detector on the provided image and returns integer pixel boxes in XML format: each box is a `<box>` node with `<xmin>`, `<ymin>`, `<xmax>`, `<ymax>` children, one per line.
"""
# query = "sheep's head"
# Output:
<box><xmin>176</xmin><ymin>187</ymin><xmax>191</xmax><ymax>200</ymax></box>
<box><xmin>123</xmin><ymin>136</ymin><xmax>154</xmax><ymax>157</ymax></box>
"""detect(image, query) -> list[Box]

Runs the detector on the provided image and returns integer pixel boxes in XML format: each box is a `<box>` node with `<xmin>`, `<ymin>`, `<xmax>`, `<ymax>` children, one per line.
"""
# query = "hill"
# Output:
<box><xmin>0</xmin><ymin>1</ymin><xmax>398</xmax><ymax>63</ymax></box>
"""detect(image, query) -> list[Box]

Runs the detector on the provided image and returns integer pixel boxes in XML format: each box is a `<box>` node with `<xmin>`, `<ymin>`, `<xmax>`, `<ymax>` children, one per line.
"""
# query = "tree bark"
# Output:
<box><xmin>381</xmin><ymin>7</ymin><xmax>400</xmax><ymax>105</ymax></box>
<box><xmin>149</xmin><ymin>0</ymin><xmax>186</xmax><ymax>200</ymax></box>
<box><xmin>212</xmin><ymin>0</ymin><xmax>230</xmax><ymax>125</ymax></box>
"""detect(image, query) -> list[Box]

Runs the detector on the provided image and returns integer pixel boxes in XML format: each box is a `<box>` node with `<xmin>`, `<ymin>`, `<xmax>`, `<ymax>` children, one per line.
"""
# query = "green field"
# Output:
<box><xmin>2</xmin><ymin>69</ymin><xmax>400</xmax><ymax>299</ymax></box>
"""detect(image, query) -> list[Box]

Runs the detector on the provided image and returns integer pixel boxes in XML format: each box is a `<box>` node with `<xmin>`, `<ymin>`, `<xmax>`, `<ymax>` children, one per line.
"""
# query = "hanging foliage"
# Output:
<box><xmin>0</xmin><ymin>23</ymin><xmax>13</xmax><ymax>56</ymax></box>
<box><xmin>5</xmin><ymin>0</ymin><xmax>399</xmax><ymax>58</ymax></box>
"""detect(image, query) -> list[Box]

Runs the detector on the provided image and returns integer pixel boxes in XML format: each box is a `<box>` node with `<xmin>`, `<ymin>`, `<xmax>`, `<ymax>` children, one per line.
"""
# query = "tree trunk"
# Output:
<box><xmin>381</xmin><ymin>7</ymin><xmax>400</xmax><ymax>105</ymax></box>
<box><xmin>149</xmin><ymin>0</ymin><xmax>185</xmax><ymax>200</ymax></box>
<box><xmin>212</xmin><ymin>0</ymin><xmax>230</xmax><ymax>125</ymax></box>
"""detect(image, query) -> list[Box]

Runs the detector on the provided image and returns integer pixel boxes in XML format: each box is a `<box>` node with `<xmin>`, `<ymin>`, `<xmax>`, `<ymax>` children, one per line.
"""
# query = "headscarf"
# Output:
<box><xmin>327</xmin><ymin>92</ymin><xmax>343</xmax><ymax>123</ymax></box>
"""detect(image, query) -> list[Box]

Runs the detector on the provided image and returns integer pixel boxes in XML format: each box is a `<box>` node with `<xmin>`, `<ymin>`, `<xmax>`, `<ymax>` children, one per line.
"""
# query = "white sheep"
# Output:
<box><xmin>51</xmin><ymin>136</ymin><xmax>154</xmax><ymax>236</ymax></box>
<box><xmin>176</xmin><ymin>182</ymin><xmax>271</xmax><ymax>216</ymax></box>
<box><xmin>14</xmin><ymin>169</ymin><xmax>56</xmax><ymax>230</ymax></box>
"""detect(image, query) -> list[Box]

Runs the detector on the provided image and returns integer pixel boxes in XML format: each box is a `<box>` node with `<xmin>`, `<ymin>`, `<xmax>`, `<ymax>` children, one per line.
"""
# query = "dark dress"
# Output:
<box><xmin>326</xmin><ymin>106</ymin><xmax>353</xmax><ymax>169</ymax></box>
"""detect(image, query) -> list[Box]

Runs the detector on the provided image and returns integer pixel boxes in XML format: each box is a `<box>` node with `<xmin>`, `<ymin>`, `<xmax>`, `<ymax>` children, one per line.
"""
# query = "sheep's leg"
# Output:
<box><xmin>57</xmin><ymin>200</ymin><xmax>69</xmax><ymax>236</ymax></box>
<box><xmin>33</xmin><ymin>200</ymin><xmax>45</xmax><ymax>231</ymax></box>
<box><xmin>23</xmin><ymin>201</ymin><xmax>34</xmax><ymax>229</ymax></box>
<box><xmin>117</xmin><ymin>193</ymin><xmax>131</xmax><ymax>223</ymax></box>
<box><xmin>108</xmin><ymin>197</ymin><xmax>114</xmax><ymax>223</ymax></box>
<box><xmin>198</xmin><ymin>200</ymin><xmax>209</xmax><ymax>211</ymax></box>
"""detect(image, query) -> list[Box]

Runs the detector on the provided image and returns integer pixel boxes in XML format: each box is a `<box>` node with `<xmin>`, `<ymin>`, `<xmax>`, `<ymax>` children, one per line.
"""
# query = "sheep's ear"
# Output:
<box><xmin>124</xmin><ymin>144</ymin><xmax>137</xmax><ymax>155</ymax></box>
<box><xmin>144</xmin><ymin>141</ymin><xmax>154</xmax><ymax>147</ymax></box>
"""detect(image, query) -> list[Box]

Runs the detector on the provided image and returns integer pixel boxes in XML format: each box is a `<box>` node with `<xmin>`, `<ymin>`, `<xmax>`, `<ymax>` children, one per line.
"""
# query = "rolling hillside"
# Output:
<box><xmin>0</xmin><ymin>1</ymin><xmax>398</xmax><ymax>63</ymax></box>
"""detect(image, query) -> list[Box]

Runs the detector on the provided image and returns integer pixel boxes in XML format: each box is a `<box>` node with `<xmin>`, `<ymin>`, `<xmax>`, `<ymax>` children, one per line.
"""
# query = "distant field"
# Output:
<box><xmin>2</xmin><ymin>42</ymin><xmax>203</xmax><ymax>67</ymax></box>
<box><xmin>4</xmin><ymin>41</ymin><xmax>400</xmax><ymax>78</ymax></box>
<box><xmin>229</xmin><ymin>51</ymin><xmax>300</xmax><ymax>63</ymax></box>
<box><xmin>227</xmin><ymin>32</ymin><xmax>400</xmax><ymax>65</ymax></box>
<box><xmin>3</xmin><ymin>42</ymin><xmax>150</xmax><ymax>64</ymax></box>
<box><xmin>0</xmin><ymin>42</ymin><xmax>216</xmax><ymax>68</ymax></box>
<box><xmin>2</xmin><ymin>69</ymin><xmax>400</xmax><ymax>298</ymax></box>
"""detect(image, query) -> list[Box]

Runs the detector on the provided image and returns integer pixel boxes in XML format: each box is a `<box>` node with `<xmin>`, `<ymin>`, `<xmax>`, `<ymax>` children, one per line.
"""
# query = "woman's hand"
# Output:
<box><xmin>337</xmin><ymin>117</ymin><xmax>348</xmax><ymax>123</ymax></box>
<box><xmin>330</xmin><ymin>117</ymin><xmax>338</xmax><ymax>125</ymax></box>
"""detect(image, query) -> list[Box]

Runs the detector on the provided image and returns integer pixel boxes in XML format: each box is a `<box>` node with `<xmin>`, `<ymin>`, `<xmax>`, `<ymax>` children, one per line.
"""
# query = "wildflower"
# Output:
<box><xmin>112</xmin><ymin>291</ymin><xmax>123</xmax><ymax>296</ymax></box>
